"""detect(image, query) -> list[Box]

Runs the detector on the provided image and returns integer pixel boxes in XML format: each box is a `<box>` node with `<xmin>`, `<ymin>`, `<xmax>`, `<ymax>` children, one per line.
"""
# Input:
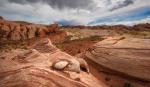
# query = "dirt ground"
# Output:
<box><xmin>56</xmin><ymin>41</ymin><xmax>95</xmax><ymax>55</ymax></box>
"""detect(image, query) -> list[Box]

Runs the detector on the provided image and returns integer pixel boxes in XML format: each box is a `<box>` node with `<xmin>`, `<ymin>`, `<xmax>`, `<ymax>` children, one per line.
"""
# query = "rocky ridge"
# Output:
<box><xmin>0</xmin><ymin>18</ymin><xmax>59</xmax><ymax>40</ymax></box>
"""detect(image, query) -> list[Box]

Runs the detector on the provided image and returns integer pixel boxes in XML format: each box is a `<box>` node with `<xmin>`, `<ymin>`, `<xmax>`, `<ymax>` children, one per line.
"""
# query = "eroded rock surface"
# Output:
<box><xmin>0</xmin><ymin>18</ymin><xmax>59</xmax><ymax>40</ymax></box>
<box><xmin>0</xmin><ymin>38</ymin><xmax>106</xmax><ymax>87</ymax></box>
<box><xmin>83</xmin><ymin>37</ymin><xmax>150</xmax><ymax>82</ymax></box>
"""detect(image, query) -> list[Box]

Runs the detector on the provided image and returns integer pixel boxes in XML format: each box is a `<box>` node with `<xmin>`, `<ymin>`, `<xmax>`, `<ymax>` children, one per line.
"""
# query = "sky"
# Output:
<box><xmin>0</xmin><ymin>0</ymin><xmax>150</xmax><ymax>25</ymax></box>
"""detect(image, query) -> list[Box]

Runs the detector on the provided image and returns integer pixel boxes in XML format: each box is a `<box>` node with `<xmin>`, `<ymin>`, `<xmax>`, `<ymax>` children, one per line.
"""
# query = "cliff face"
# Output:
<box><xmin>0</xmin><ymin>18</ymin><xmax>59</xmax><ymax>40</ymax></box>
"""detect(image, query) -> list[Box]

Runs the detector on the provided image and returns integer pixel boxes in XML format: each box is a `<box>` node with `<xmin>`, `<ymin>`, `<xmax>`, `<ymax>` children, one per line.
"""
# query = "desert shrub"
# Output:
<box><xmin>89</xmin><ymin>35</ymin><xmax>104</xmax><ymax>41</ymax></box>
<box><xmin>62</xmin><ymin>35</ymin><xmax>104</xmax><ymax>44</ymax></box>
<box><xmin>130</xmin><ymin>30</ymin><xmax>140</xmax><ymax>35</ymax></box>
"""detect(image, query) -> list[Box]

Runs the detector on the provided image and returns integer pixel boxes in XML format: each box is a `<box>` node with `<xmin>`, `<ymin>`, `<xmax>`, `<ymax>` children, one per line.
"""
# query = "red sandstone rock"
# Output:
<box><xmin>10</xmin><ymin>25</ymin><xmax>21</xmax><ymax>40</ymax></box>
<box><xmin>20</xmin><ymin>25</ymin><xmax>28</xmax><ymax>39</ymax></box>
<box><xmin>47</xmin><ymin>23</ymin><xmax>59</xmax><ymax>33</ymax></box>
<box><xmin>38</xmin><ymin>28</ymin><xmax>46</xmax><ymax>38</ymax></box>
<box><xmin>26</xmin><ymin>25</ymin><xmax>35</xmax><ymax>39</ymax></box>
<box><xmin>49</xmin><ymin>30</ymin><xmax>67</xmax><ymax>43</ymax></box>
<box><xmin>1</xmin><ymin>25</ymin><xmax>10</xmax><ymax>38</ymax></box>
<box><xmin>0</xmin><ymin>38</ymin><xmax>106</xmax><ymax>87</ymax></box>
<box><xmin>83</xmin><ymin>37</ymin><xmax>150</xmax><ymax>81</ymax></box>
<box><xmin>0</xmin><ymin>19</ymin><xmax>60</xmax><ymax>40</ymax></box>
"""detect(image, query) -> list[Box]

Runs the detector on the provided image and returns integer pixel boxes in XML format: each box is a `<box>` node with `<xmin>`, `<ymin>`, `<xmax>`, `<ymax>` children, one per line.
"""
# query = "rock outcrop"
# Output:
<box><xmin>0</xmin><ymin>18</ymin><xmax>59</xmax><ymax>40</ymax></box>
<box><xmin>0</xmin><ymin>38</ymin><xmax>106</xmax><ymax>87</ymax></box>
<box><xmin>83</xmin><ymin>36</ymin><xmax>150</xmax><ymax>82</ymax></box>
<box><xmin>49</xmin><ymin>30</ymin><xmax>67</xmax><ymax>43</ymax></box>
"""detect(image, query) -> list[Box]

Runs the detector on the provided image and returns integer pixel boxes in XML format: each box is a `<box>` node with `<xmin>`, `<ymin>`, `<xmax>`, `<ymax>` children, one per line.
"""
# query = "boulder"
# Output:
<box><xmin>66</xmin><ymin>58</ymin><xmax>81</xmax><ymax>73</ymax></box>
<box><xmin>53</xmin><ymin>60</ymin><xmax>69</xmax><ymax>70</ymax></box>
<box><xmin>52</xmin><ymin>58</ymin><xmax>89</xmax><ymax>73</ymax></box>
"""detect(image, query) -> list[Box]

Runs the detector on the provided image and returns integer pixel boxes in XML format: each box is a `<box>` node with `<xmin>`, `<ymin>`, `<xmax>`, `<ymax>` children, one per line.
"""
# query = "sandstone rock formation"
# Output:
<box><xmin>0</xmin><ymin>18</ymin><xmax>60</xmax><ymax>40</ymax></box>
<box><xmin>83</xmin><ymin>36</ymin><xmax>150</xmax><ymax>82</ymax></box>
<box><xmin>0</xmin><ymin>38</ymin><xmax>106</xmax><ymax>87</ymax></box>
<box><xmin>49</xmin><ymin>30</ymin><xmax>67</xmax><ymax>43</ymax></box>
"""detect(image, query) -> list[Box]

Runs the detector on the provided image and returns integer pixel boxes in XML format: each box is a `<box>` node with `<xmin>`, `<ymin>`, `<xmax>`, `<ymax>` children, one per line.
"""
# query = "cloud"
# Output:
<box><xmin>110</xmin><ymin>0</ymin><xmax>134</xmax><ymax>11</ymax></box>
<box><xmin>89</xmin><ymin>6</ymin><xmax>150</xmax><ymax>25</ymax></box>
<box><xmin>48</xmin><ymin>0</ymin><xmax>96</xmax><ymax>10</ymax></box>
<box><xmin>8</xmin><ymin>0</ymin><xmax>96</xmax><ymax>10</ymax></box>
<box><xmin>0</xmin><ymin>0</ymin><xmax>150</xmax><ymax>25</ymax></box>
<box><xmin>8</xmin><ymin>0</ymin><xmax>43</xmax><ymax>4</ymax></box>
<box><xmin>91</xmin><ymin>17</ymin><xmax>150</xmax><ymax>26</ymax></box>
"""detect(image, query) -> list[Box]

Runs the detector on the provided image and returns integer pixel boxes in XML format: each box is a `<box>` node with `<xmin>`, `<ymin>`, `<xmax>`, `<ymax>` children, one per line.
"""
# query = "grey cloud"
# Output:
<box><xmin>47</xmin><ymin>0</ymin><xmax>95</xmax><ymax>10</ymax></box>
<box><xmin>0</xmin><ymin>1</ymin><xmax>8</xmax><ymax>6</ymax></box>
<box><xmin>8</xmin><ymin>0</ymin><xmax>27</xmax><ymax>4</ymax></box>
<box><xmin>8</xmin><ymin>0</ymin><xmax>96</xmax><ymax>10</ymax></box>
<box><xmin>110</xmin><ymin>0</ymin><xmax>134</xmax><ymax>11</ymax></box>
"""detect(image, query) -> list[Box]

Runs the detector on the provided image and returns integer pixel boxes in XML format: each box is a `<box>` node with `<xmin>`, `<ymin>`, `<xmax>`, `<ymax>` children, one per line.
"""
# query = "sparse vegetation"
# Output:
<box><xmin>0</xmin><ymin>40</ymin><xmax>28</xmax><ymax>52</ymax></box>
<box><xmin>62</xmin><ymin>35</ymin><xmax>104</xmax><ymax>44</ymax></box>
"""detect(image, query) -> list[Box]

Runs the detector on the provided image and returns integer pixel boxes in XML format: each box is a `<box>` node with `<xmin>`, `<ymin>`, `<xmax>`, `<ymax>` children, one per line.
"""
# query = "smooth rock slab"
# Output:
<box><xmin>85</xmin><ymin>37</ymin><xmax>150</xmax><ymax>81</ymax></box>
